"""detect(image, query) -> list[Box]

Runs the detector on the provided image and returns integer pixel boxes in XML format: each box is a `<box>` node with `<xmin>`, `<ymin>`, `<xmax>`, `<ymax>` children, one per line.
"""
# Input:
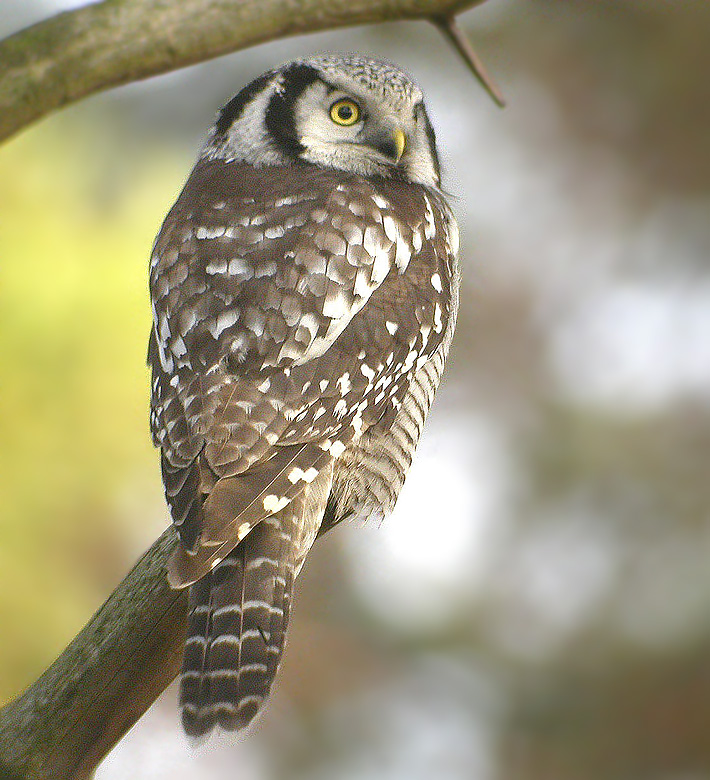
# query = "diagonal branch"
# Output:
<box><xmin>0</xmin><ymin>0</ymin><xmax>486</xmax><ymax>144</ymax></box>
<box><xmin>0</xmin><ymin>528</ymin><xmax>187</xmax><ymax>780</ymax></box>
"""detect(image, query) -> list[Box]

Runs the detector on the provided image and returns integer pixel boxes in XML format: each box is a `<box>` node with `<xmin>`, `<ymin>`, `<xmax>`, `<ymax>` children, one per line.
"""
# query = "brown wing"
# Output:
<box><xmin>148</xmin><ymin>159</ymin><xmax>456</xmax><ymax>583</ymax></box>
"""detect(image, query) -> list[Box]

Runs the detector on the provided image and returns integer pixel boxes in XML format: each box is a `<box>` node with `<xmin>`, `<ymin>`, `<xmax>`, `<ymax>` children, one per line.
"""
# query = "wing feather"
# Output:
<box><xmin>150</xmin><ymin>159</ymin><xmax>455</xmax><ymax>573</ymax></box>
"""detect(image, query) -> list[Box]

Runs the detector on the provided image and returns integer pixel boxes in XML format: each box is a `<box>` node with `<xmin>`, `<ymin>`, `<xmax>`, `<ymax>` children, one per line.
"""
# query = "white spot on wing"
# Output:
<box><xmin>209</xmin><ymin>309</ymin><xmax>239</xmax><ymax>339</ymax></box>
<box><xmin>360</xmin><ymin>363</ymin><xmax>375</xmax><ymax>381</ymax></box>
<box><xmin>336</xmin><ymin>372</ymin><xmax>352</xmax><ymax>394</ymax></box>
<box><xmin>168</xmin><ymin>334</ymin><xmax>185</xmax><ymax>356</ymax></box>
<box><xmin>363</xmin><ymin>226</ymin><xmax>380</xmax><ymax>257</ymax></box>
<box><xmin>382</xmin><ymin>215</ymin><xmax>399</xmax><ymax>243</ymax></box>
<box><xmin>372</xmin><ymin>194</ymin><xmax>389</xmax><ymax>209</ymax></box>
<box><xmin>196</xmin><ymin>226</ymin><xmax>226</xmax><ymax>240</ymax></box>
<box><xmin>394</xmin><ymin>234</ymin><xmax>412</xmax><ymax>271</ymax></box>
<box><xmin>372</xmin><ymin>247</ymin><xmax>391</xmax><ymax>284</ymax></box>
<box><xmin>354</xmin><ymin>269</ymin><xmax>373</xmax><ymax>299</ymax></box>
<box><xmin>228</xmin><ymin>257</ymin><xmax>252</xmax><ymax>277</ymax></box>
<box><xmin>423</xmin><ymin>195</ymin><xmax>436</xmax><ymax>240</ymax></box>
<box><xmin>322</xmin><ymin>292</ymin><xmax>350</xmax><ymax>320</ymax></box>
<box><xmin>298</xmin><ymin>313</ymin><xmax>320</xmax><ymax>342</ymax></box>
<box><xmin>263</xmin><ymin>495</ymin><xmax>289</xmax><ymax>513</ymax></box>
<box><xmin>434</xmin><ymin>302</ymin><xmax>443</xmax><ymax>333</ymax></box>
<box><xmin>237</xmin><ymin>522</ymin><xmax>252</xmax><ymax>540</ymax></box>
<box><xmin>206</xmin><ymin>259</ymin><xmax>228</xmax><ymax>275</ymax></box>
<box><xmin>288</xmin><ymin>467</ymin><xmax>305</xmax><ymax>484</ymax></box>
<box><xmin>329</xmin><ymin>440</ymin><xmax>346</xmax><ymax>457</ymax></box>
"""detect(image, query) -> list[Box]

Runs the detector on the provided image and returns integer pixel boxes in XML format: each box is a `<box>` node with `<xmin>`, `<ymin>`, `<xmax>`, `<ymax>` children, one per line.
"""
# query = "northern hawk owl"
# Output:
<box><xmin>148</xmin><ymin>53</ymin><xmax>460</xmax><ymax>736</ymax></box>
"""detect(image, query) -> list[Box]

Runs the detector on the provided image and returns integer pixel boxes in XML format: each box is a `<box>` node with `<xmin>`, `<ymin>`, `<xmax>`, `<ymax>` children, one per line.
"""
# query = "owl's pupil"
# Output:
<box><xmin>338</xmin><ymin>106</ymin><xmax>352</xmax><ymax>120</ymax></box>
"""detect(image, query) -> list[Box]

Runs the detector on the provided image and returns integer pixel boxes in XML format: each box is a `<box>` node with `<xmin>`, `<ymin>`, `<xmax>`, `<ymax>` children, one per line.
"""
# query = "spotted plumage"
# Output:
<box><xmin>148</xmin><ymin>53</ymin><xmax>460</xmax><ymax>736</ymax></box>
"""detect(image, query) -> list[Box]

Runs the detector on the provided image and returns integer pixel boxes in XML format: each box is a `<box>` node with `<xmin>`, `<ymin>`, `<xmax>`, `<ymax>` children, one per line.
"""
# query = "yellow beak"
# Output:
<box><xmin>393</xmin><ymin>128</ymin><xmax>407</xmax><ymax>163</ymax></box>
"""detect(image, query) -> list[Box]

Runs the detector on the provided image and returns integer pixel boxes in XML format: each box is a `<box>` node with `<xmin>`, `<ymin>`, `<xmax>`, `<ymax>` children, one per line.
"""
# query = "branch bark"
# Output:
<box><xmin>0</xmin><ymin>528</ymin><xmax>187</xmax><ymax>780</ymax></box>
<box><xmin>0</xmin><ymin>0</ymin><xmax>485</xmax><ymax>145</ymax></box>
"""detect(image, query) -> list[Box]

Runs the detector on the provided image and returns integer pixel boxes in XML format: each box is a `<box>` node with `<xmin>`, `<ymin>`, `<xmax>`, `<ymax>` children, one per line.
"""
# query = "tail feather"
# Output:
<box><xmin>178</xmin><ymin>461</ymin><xmax>332</xmax><ymax>736</ymax></box>
<box><xmin>180</xmin><ymin>575</ymin><xmax>213</xmax><ymax>733</ymax></box>
<box><xmin>179</xmin><ymin>519</ymin><xmax>293</xmax><ymax>735</ymax></box>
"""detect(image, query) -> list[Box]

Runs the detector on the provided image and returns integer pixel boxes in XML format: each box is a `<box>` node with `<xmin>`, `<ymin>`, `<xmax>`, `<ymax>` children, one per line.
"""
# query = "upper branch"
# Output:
<box><xmin>0</xmin><ymin>0</ymin><xmax>484</xmax><ymax>144</ymax></box>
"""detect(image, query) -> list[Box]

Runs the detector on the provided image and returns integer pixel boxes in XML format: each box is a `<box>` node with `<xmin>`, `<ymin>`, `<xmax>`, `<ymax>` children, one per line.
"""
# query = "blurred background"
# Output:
<box><xmin>2</xmin><ymin>1</ymin><xmax>710</xmax><ymax>777</ymax></box>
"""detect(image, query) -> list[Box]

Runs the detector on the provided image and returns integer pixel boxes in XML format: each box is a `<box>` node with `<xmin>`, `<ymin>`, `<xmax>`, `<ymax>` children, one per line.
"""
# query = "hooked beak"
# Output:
<box><xmin>393</xmin><ymin>128</ymin><xmax>407</xmax><ymax>163</ymax></box>
<box><xmin>372</xmin><ymin>127</ymin><xmax>407</xmax><ymax>164</ymax></box>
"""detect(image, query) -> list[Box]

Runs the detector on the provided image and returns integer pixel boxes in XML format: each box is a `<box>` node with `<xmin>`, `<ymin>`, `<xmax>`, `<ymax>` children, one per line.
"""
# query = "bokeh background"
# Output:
<box><xmin>2</xmin><ymin>1</ymin><xmax>710</xmax><ymax>777</ymax></box>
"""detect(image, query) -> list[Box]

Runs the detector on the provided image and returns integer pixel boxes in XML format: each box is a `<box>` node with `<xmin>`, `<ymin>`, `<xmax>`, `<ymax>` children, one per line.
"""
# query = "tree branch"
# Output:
<box><xmin>0</xmin><ymin>0</ymin><xmax>485</xmax><ymax>144</ymax></box>
<box><xmin>0</xmin><ymin>528</ymin><xmax>187</xmax><ymax>780</ymax></box>
<box><xmin>0</xmin><ymin>514</ymin><xmax>365</xmax><ymax>779</ymax></box>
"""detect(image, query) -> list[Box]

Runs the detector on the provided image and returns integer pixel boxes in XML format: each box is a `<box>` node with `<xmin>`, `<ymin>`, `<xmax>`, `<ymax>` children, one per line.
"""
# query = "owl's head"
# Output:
<box><xmin>203</xmin><ymin>53</ymin><xmax>441</xmax><ymax>188</ymax></box>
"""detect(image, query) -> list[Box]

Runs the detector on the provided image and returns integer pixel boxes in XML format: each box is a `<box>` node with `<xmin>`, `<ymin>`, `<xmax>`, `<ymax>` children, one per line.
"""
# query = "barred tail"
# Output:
<box><xmin>179</xmin><ymin>518</ymin><xmax>294</xmax><ymax>736</ymax></box>
<box><xmin>178</xmin><ymin>462</ymin><xmax>333</xmax><ymax>736</ymax></box>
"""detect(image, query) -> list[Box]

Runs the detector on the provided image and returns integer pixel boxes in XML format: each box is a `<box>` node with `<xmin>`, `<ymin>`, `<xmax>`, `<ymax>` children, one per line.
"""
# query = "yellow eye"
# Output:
<box><xmin>330</xmin><ymin>99</ymin><xmax>360</xmax><ymax>126</ymax></box>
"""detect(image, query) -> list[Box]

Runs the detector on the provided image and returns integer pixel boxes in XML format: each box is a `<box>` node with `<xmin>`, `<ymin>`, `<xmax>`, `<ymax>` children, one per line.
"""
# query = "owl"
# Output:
<box><xmin>148</xmin><ymin>53</ymin><xmax>460</xmax><ymax>736</ymax></box>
